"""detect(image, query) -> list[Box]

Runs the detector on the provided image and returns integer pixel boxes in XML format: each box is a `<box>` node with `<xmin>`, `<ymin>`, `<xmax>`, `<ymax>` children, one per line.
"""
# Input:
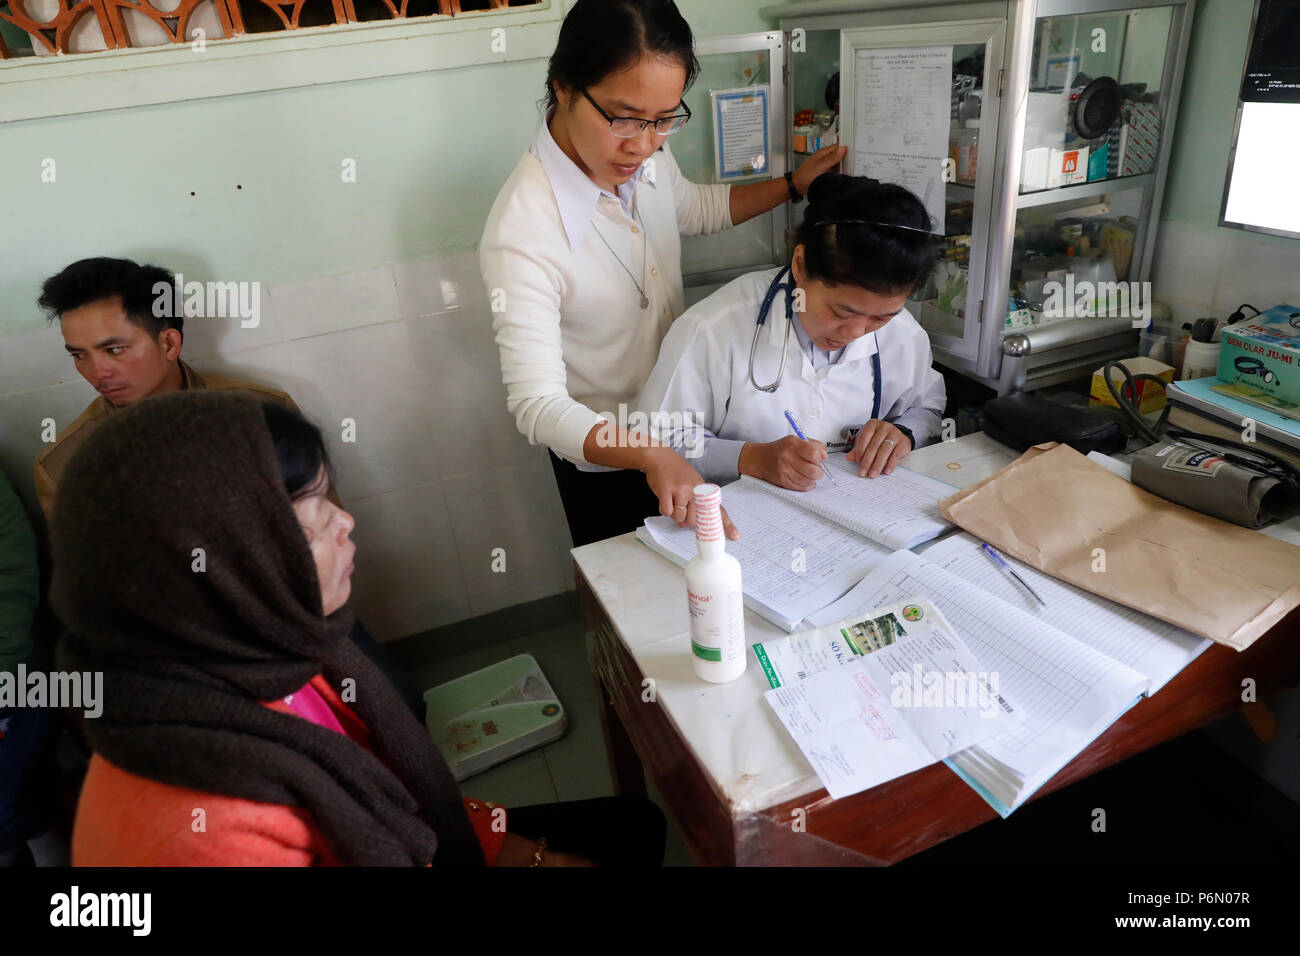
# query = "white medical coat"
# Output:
<box><xmin>638</xmin><ymin>268</ymin><xmax>947</xmax><ymax>483</ymax></box>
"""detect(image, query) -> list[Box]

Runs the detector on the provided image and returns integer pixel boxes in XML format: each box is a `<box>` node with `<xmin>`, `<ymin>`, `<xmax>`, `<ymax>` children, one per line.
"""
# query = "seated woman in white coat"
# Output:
<box><xmin>639</xmin><ymin>174</ymin><xmax>946</xmax><ymax>491</ymax></box>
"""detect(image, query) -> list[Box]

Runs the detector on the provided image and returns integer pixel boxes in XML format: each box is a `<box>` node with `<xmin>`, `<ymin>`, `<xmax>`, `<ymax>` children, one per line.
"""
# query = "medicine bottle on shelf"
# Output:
<box><xmin>959</xmin><ymin>119</ymin><xmax>980</xmax><ymax>183</ymax></box>
<box><xmin>684</xmin><ymin>484</ymin><xmax>746</xmax><ymax>683</ymax></box>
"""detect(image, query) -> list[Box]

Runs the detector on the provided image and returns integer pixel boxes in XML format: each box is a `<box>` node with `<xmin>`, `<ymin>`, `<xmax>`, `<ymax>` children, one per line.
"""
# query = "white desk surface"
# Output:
<box><xmin>571</xmin><ymin>432</ymin><xmax>1019</xmax><ymax>816</ymax></box>
<box><xmin>573</xmin><ymin>432</ymin><xmax>1300</xmax><ymax>816</ymax></box>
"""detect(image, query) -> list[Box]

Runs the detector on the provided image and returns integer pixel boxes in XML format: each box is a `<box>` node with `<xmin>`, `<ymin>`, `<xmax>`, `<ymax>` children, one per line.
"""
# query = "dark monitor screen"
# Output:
<box><xmin>1242</xmin><ymin>0</ymin><xmax>1300</xmax><ymax>102</ymax></box>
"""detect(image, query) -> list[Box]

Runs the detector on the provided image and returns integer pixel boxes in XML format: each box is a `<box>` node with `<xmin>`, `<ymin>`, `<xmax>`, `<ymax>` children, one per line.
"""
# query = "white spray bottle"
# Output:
<box><xmin>684</xmin><ymin>483</ymin><xmax>746</xmax><ymax>683</ymax></box>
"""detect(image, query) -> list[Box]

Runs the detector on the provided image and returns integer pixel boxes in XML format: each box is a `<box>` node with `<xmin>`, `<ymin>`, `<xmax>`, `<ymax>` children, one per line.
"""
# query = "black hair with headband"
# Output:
<box><xmin>797</xmin><ymin>174</ymin><xmax>935</xmax><ymax>295</ymax></box>
<box><xmin>544</xmin><ymin>0</ymin><xmax>700</xmax><ymax>112</ymax></box>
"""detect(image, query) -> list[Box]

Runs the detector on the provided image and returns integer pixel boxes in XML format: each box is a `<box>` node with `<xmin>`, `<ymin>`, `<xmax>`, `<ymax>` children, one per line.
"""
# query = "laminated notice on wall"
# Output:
<box><xmin>712</xmin><ymin>86</ymin><xmax>771</xmax><ymax>182</ymax></box>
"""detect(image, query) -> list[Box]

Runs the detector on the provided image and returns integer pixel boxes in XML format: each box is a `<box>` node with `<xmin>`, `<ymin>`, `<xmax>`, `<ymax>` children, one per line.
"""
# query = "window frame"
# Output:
<box><xmin>0</xmin><ymin>0</ymin><xmax>558</xmax><ymax>123</ymax></box>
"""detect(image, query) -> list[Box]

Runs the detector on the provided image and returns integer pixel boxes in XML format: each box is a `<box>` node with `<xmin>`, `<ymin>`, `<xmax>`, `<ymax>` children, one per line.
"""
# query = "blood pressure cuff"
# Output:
<box><xmin>1131</xmin><ymin>441</ymin><xmax>1290</xmax><ymax>528</ymax></box>
<box><xmin>980</xmin><ymin>391</ymin><xmax>1124</xmax><ymax>455</ymax></box>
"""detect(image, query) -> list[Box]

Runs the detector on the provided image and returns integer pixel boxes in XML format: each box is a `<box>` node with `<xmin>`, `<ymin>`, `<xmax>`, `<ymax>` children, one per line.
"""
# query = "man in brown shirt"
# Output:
<box><xmin>33</xmin><ymin>258</ymin><xmax>305</xmax><ymax>520</ymax></box>
<box><xmin>32</xmin><ymin>257</ymin><xmax>426</xmax><ymax>720</ymax></box>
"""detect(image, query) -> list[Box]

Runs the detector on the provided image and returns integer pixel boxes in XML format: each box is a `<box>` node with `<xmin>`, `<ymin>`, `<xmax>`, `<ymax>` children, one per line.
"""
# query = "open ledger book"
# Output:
<box><xmin>635</xmin><ymin>455</ymin><xmax>957</xmax><ymax>630</ymax></box>
<box><xmin>791</xmin><ymin>533</ymin><xmax>1213</xmax><ymax>815</ymax></box>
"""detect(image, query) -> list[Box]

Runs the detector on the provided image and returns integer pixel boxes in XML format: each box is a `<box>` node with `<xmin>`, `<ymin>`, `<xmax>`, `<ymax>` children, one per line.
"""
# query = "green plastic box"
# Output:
<box><xmin>423</xmin><ymin>654</ymin><xmax>567</xmax><ymax>781</ymax></box>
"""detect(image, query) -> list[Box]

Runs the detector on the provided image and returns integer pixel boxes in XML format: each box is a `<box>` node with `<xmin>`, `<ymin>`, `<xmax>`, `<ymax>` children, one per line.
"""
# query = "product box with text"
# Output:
<box><xmin>1218</xmin><ymin>304</ymin><xmax>1300</xmax><ymax>406</ymax></box>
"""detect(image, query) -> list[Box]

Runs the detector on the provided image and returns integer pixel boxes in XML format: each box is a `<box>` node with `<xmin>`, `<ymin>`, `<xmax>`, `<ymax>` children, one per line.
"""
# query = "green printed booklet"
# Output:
<box><xmin>757</xmin><ymin>595</ymin><xmax>1023</xmax><ymax>800</ymax></box>
<box><xmin>754</xmin><ymin>595</ymin><xmax>946</xmax><ymax>689</ymax></box>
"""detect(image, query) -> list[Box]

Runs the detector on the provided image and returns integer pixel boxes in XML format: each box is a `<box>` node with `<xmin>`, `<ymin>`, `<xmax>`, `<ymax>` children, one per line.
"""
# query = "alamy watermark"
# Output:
<box><xmin>0</xmin><ymin>665</ymin><xmax>102</xmax><ymax>719</ymax></box>
<box><xmin>152</xmin><ymin>273</ymin><xmax>261</xmax><ymax>328</ymax></box>
<box><xmin>889</xmin><ymin>664</ymin><xmax>1009</xmax><ymax>719</ymax></box>
<box><xmin>592</xmin><ymin>403</ymin><xmax>704</xmax><ymax>458</ymax></box>
<box><xmin>50</xmin><ymin>886</ymin><xmax>150</xmax><ymax>936</ymax></box>
<box><xmin>1042</xmin><ymin>276</ymin><xmax>1152</xmax><ymax>329</ymax></box>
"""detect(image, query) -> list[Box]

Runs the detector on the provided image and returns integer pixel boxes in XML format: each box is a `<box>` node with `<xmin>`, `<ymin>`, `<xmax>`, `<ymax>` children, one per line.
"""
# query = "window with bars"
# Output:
<box><xmin>0</xmin><ymin>0</ymin><xmax>542</xmax><ymax>58</ymax></box>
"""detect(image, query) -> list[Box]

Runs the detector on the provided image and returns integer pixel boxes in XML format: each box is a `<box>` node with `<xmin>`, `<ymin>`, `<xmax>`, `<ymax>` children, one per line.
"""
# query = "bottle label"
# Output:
<box><xmin>691</xmin><ymin>640</ymin><xmax>722</xmax><ymax>662</ymax></box>
<box><xmin>689</xmin><ymin>586</ymin><xmax>745</xmax><ymax>664</ymax></box>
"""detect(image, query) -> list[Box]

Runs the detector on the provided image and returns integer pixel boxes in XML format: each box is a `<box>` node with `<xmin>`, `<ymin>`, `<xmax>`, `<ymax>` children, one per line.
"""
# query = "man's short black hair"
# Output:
<box><xmin>38</xmin><ymin>257</ymin><xmax>182</xmax><ymax>338</ymax></box>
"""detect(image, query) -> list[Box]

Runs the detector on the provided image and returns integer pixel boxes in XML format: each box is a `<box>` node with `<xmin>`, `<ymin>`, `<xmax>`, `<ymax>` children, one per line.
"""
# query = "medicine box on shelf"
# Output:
<box><xmin>1218</xmin><ymin>305</ymin><xmax>1300</xmax><ymax>406</ymax></box>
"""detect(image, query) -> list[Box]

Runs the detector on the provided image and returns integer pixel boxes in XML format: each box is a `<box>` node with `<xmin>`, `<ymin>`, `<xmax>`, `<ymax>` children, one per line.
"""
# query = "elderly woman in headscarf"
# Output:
<box><xmin>55</xmin><ymin>391</ymin><xmax>657</xmax><ymax>866</ymax></box>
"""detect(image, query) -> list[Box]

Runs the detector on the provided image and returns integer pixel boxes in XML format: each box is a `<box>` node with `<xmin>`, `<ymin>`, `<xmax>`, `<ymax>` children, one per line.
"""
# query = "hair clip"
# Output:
<box><xmin>820</xmin><ymin>218</ymin><xmax>935</xmax><ymax>235</ymax></box>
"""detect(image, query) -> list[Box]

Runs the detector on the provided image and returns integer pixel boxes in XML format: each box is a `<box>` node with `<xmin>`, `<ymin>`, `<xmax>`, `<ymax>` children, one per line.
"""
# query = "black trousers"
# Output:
<box><xmin>506</xmin><ymin>796</ymin><xmax>667</xmax><ymax>867</ymax></box>
<box><xmin>548</xmin><ymin>451</ymin><xmax>663</xmax><ymax>548</ymax></box>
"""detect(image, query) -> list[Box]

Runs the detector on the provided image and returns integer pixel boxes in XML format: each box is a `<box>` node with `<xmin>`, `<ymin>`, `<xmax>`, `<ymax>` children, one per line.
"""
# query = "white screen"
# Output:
<box><xmin>1222</xmin><ymin>101</ymin><xmax>1300</xmax><ymax>237</ymax></box>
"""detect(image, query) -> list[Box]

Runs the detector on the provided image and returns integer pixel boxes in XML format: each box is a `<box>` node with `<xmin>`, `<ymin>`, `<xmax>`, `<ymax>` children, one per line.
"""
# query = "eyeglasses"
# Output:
<box><xmin>581</xmin><ymin>88</ymin><xmax>691</xmax><ymax>138</ymax></box>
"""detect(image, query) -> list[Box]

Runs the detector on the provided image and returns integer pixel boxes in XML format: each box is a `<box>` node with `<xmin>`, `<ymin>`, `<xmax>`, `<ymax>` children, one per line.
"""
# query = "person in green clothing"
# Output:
<box><xmin>0</xmin><ymin>468</ymin><xmax>60</xmax><ymax>867</ymax></box>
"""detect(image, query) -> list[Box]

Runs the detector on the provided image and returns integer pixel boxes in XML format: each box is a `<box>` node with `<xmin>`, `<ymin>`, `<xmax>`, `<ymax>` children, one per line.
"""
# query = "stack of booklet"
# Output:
<box><xmin>636</xmin><ymin>457</ymin><xmax>1213</xmax><ymax>815</ymax></box>
<box><xmin>756</xmin><ymin>595</ymin><xmax>1023</xmax><ymax>800</ymax></box>
<box><xmin>756</xmin><ymin>534</ymin><xmax>1212</xmax><ymax>815</ymax></box>
<box><xmin>636</xmin><ymin>456</ymin><xmax>956</xmax><ymax>629</ymax></box>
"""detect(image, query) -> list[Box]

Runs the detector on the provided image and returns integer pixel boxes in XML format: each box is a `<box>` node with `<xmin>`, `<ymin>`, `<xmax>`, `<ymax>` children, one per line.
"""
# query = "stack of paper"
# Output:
<box><xmin>637</xmin><ymin>457</ymin><xmax>956</xmax><ymax>630</ymax></box>
<box><xmin>758</xmin><ymin>596</ymin><xmax>1021</xmax><ymax>799</ymax></box>
<box><xmin>803</xmin><ymin>539</ymin><xmax>1210</xmax><ymax>815</ymax></box>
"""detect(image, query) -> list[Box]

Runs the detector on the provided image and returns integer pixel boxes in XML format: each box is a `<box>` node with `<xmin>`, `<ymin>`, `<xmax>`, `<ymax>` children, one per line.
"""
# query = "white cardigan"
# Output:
<box><xmin>480</xmin><ymin>129</ymin><xmax>733</xmax><ymax>467</ymax></box>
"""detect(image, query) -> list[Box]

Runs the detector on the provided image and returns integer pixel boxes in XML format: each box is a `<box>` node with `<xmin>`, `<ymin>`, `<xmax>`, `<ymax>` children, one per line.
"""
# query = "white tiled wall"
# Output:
<box><xmin>1151</xmin><ymin>225</ymin><xmax>1300</xmax><ymax>328</ymax></box>
<box><xmin>0</xmin><ymin>253</ymin><xmax>576</xmax><ymax>641</ymax></box>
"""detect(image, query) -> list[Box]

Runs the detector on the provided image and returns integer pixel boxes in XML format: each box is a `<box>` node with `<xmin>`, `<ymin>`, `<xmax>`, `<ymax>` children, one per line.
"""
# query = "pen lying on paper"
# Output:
<box><xmin>980</xmin><ymin>542</ymin><xmax>1048</xmax><ymax>607</ymax></box>
<box><xmin>783</xmin><ymin>409</ymin><xmax>837</xmax><ymax>486</ymax></box>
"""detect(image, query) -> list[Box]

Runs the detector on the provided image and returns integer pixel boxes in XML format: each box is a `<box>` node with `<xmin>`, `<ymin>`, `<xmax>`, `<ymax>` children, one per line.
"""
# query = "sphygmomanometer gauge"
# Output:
<box><xmin>1235</xmin><ymin>356</ymin><xmax>1277</xmax><ymax>385</ymax></box>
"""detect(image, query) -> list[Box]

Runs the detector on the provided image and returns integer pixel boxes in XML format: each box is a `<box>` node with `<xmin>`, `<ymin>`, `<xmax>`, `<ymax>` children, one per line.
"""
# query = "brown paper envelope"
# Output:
<box><xmin>938</xmin><ymin>443</ymin><xmax>1300</xmax><ymax>650</ymax></box>
<box><xmin>939</xmin><ymin>442</ymin><xmax>1060</xmax><ymax>512</ymax></box>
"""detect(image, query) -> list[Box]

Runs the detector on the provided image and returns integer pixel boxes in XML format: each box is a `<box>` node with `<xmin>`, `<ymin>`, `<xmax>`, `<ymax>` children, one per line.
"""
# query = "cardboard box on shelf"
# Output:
<box><xmin>1218</xmin><ymin>304</ymin><xmax>1300</xmax><ymax>405</ymax></box>
<box><xmin>1048</xmin><ymin>146</ymin><xmax>1090</xmax><ymax>187</ymax></box>
<box><xmin>1090</xmin><ymin>356</ymin><xmax>1174</xmax><ymax>415</ymax></box>
<box><xmin>1022</xmin><ymin>146</ymin><xmax>1050</xmax><ymax>190</ymax></box>
<box><xmin>1120</xmin><ymin>102</ymin><xmax>1160</xmax><ymax>176</ymax></box>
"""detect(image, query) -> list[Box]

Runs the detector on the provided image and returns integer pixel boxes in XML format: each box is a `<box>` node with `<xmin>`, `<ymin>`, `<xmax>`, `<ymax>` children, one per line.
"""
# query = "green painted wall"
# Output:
<box><xmin>7</xmin><ymin>0</ymin><xmax>1292</xmax><ymax>337</ymax></box>
<box><xmin>1161</xmin><ymin>0</ymin><xmax>1295</xmax><ymax>245</ymax></box>
<box><xmin>0</xmin><ymin>0</ymin><xmax>776</xmax><ymax>335</ymax></box>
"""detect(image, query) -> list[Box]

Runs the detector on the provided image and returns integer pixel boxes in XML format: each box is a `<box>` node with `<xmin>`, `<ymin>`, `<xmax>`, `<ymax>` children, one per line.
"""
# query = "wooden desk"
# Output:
<box><xmin>573</xmin><ymin>434</ymin><xmax>1300</xmax><ymax>866</ymax></box>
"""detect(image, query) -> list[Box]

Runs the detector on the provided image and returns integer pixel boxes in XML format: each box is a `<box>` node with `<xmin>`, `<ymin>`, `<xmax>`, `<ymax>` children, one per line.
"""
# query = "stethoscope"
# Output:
<box><xmin>748</xmin><ymin>266</ymin><xmax>882</xmax><ymax>420</ymax></box>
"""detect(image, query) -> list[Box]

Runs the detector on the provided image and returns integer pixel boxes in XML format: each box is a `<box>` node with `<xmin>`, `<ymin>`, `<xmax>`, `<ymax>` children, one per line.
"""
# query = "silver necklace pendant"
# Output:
<box><xmin>640</xmin><ymin>294</ymin><xmax>650</xmax><ymax>309</ymax></box>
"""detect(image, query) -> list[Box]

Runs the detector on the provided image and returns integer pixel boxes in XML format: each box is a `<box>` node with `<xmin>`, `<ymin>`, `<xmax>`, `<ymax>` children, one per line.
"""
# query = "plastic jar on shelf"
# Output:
<box><xmin>958</xmin><ymin>119</ymin><xmax>980</xmax><ymax>182</ymax></box>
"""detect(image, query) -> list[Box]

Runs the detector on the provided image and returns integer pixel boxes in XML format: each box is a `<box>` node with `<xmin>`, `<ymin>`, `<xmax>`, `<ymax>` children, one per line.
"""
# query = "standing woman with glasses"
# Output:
<box><xmin>480</xmin><ymin>0</ymin><xmax>844</xmax><ymax>547</ymax></box>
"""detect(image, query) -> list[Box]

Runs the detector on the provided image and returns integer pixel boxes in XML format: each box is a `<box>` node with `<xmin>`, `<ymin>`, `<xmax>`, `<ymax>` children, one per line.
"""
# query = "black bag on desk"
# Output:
<box><xmin>980</xmin><ymin>391</ymin><xmax>1125</xmax><ymax>454</ymax></box>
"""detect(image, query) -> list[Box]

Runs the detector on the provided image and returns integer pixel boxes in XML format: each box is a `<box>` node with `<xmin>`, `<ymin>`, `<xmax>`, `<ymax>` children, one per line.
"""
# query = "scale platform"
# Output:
<box><xmin>423</xmin><ymin>654</ymin><xmax>567</xmax><ymax>781</ymax></box>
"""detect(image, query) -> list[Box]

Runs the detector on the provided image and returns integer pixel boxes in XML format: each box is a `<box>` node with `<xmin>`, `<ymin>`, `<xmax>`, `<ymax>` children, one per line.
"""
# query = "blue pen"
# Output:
<box><xmin>980</xmin><ymin>542</ymin><xmax>1047</xmax><ymax>607</ymax></box>
<box><xmin>783</xmin><ymin>409</ymin><xmax>837</xmax><ymax>486</ymax></box>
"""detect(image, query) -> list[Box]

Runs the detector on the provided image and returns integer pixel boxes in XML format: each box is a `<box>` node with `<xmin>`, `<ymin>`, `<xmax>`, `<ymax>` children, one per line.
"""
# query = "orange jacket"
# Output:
<box><xmin>72</xmin><ymin>674</ymin><xmax>505</xmax><ymax>866</ymax></box>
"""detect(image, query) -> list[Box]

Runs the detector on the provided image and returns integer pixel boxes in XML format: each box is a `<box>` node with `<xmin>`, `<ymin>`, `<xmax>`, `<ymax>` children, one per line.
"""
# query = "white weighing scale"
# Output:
<box><xmin>423</xmin><ymin>654</ymin><xmax>567</xmax><ymax>781</ymax></box>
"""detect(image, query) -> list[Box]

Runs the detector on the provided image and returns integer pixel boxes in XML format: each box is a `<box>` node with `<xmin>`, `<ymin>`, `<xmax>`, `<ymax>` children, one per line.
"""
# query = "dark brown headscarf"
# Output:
<box><xmin>53</xmin><ymin>390</ymin><xmax>483</xmax><ymax>866</ymax></box>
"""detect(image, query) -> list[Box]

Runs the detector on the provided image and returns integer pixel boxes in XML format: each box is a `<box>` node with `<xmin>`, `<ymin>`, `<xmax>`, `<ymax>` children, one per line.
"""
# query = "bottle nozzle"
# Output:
<box><xmin>693</xmin><ymin>484</ymin><xmax>725</xmax><ymax>548</ymax></box>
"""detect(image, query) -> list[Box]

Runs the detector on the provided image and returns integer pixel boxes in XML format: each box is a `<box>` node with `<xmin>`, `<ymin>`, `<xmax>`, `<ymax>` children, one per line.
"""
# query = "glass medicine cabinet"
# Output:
<box><xmin>680</xmin><ymin>0</ymin><xmax>1193</xmax><ymax>392</ymax></box>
